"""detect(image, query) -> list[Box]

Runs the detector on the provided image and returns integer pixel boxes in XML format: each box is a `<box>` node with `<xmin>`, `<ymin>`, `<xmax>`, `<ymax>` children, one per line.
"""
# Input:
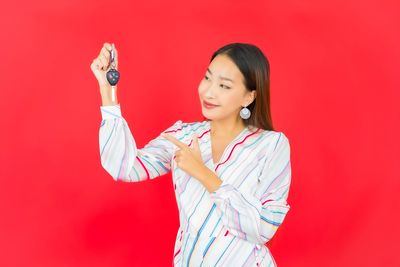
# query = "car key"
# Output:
<box><xmin>106</xmin><ymin>44</ymin><xmax>120</xmax><ymax>102</ymax></box>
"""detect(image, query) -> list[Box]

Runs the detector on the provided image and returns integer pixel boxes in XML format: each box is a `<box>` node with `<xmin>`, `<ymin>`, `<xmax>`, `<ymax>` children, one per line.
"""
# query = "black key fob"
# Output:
<box><xmin>106</xmin><ymin>69</ymin><xmax>120</xmax><ymax>86</ymax></box>
<box><xmin>106</xmin><ymin>46</ymin><xmax>120</xmax><ymax>86</ymax></box>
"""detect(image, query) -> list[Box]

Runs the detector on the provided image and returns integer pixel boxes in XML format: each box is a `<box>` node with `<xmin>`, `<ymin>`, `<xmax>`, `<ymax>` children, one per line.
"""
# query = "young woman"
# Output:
<box><xmin>91</xmin><ymin>42</ymin><xmax>292</xmax><ymax>266</ymax></box>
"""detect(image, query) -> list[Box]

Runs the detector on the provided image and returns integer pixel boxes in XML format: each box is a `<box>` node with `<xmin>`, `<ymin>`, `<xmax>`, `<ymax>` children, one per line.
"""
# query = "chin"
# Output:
<box><xmin>201</xmin><ymin>109</ymin><xmax>214</xmax><ymax>120</ymax></box>
<box><xmin>202</xmin><ymin>111</ymin><xmax>223</xmax><ymax>121</ymax></box>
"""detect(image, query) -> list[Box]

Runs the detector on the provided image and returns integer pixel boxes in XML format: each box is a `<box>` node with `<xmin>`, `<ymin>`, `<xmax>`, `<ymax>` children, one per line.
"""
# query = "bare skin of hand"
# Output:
<box><xmin>161</xmin><ymin>133</ymin><xmax>223</xmax><ymax>193</ymax></box>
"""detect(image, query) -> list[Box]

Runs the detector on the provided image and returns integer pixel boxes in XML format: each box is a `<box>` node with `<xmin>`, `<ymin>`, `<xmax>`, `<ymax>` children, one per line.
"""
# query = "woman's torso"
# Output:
<box><xmin>171</xmin><ymin>120</ymin><xmax>279</xmax><ymax>266</ymax></box>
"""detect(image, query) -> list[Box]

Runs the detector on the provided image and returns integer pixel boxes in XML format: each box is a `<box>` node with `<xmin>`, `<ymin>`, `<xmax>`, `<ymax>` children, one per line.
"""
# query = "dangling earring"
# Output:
<box><xmin>240</xmin><ymin>105</ymin><xmax>251</xmax><ymax>119</ymax></box>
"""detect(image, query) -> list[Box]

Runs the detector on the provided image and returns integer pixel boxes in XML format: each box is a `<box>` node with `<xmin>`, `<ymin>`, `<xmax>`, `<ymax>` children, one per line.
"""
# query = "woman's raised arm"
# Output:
<box><xmin>99</xmin><ymin>104</ymin><xmax>184</xmax><ymax>182</ymax></box>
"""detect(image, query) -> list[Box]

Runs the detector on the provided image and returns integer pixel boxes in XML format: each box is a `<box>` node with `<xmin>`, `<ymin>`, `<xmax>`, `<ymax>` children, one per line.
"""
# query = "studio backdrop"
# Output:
<box><xmin>0</xmin><ymin>0</ymin><xmax>399</xmax><ymax>266</ymax></box>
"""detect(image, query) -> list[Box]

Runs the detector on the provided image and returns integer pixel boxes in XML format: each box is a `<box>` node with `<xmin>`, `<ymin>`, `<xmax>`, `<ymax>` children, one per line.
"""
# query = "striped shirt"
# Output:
<box><xmin>99</xmin><ymin>104</ymin><xmax>292</xmax><ymax>267</ymax></box>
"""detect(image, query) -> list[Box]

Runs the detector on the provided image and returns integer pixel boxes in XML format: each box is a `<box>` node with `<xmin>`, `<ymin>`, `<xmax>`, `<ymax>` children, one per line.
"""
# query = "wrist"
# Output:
<box><xmin>197</xmin><ymin>165</ymin><xmax>222</xmax><ymax>192</ymax></box>
<box><xmin>196</xmin><ymin>164</ymin><xmax>210</xmax><ymax>182</ymax></box>
<box><xmin>99</xmin><ymin>83</ymin><xmax>111</xmax><ymax>92</ymax></box>
<box><xmin>100</xmin><ymin>85</ymin><xmax>118</xmax><ymax>106</ymax></box>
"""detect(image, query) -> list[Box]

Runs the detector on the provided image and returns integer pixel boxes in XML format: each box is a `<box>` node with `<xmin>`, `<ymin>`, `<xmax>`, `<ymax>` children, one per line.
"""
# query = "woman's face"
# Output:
<box><xmin>198</xmin><ymin>54</ymin><xmax>255</xmax><ymax>121</ymax></box>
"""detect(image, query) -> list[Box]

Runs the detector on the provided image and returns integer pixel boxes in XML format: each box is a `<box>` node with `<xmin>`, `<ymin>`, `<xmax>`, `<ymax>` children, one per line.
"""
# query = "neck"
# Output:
<box><xmin>209</xmin><ymin>116</ymin><xmax>246</xmax><ymax>138</ymax></box>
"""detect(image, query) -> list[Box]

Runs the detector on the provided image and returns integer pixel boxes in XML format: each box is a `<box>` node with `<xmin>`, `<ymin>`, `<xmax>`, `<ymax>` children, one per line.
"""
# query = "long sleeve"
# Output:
<box><xmin>99</xmin><ymin>104</ymin><xmax>183</xmax><ymax>182</ymax></box>
<box><xmin>209</xmin><ymin>132</ymin><xmax>292</xmax><ymax>245</ymax></box>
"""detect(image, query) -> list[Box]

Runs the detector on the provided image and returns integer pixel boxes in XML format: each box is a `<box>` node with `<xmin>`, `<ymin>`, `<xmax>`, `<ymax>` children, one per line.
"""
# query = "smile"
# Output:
<box><xmin>203</xmin><ymin>100</ymin><xmax>219</xmax><ymax>109</ymax></box>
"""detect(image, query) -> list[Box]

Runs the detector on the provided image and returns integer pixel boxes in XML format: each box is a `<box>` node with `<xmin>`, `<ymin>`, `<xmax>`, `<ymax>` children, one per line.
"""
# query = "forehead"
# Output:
<box><xmin>208</xmin><ymin>54</ymin><xmax>243</xmax><ymax>80</ymax></box>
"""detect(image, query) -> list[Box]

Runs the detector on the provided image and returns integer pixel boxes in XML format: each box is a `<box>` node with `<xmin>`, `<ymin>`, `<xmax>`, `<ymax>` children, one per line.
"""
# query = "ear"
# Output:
<box><xmin>243</xmin><ymin>90</ymin><xmax>256</xmax><ymax>106</ymax></box>
<box><xmin>251</xmin><ymin>90</ymin><xmax>256</xmax><ymax>101</ymax></box>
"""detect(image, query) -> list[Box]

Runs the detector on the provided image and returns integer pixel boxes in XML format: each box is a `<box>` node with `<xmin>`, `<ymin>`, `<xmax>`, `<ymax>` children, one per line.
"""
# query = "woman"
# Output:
<box><xmin>90</xmin><ymin>42</ymin><xmax>292</xmax><ymax>266</ymax></box>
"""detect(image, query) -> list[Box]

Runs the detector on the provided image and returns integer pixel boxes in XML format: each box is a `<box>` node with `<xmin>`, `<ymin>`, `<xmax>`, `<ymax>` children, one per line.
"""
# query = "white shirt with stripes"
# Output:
<box><xmin>99</xmin><ymin>104</ymin><xmax>292</xmax><ymax>267</ymax></box>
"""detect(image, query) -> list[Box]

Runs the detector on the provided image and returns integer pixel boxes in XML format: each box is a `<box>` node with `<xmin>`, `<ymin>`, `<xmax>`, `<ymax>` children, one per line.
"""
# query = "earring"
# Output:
<box><xmin>240</xmin><ymin>105</ymin><xmax>251</xmax><ymax>119</ymax></box>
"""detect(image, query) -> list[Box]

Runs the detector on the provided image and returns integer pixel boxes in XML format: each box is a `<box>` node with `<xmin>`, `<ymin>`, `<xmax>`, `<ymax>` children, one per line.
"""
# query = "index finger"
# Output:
<box><xmin>161</xmin><ymin>133</ymin><xmax>187</xmax><ymax>149</ymax></box>
<box><xmin>103</xmin><ymin>42</ymin><xmax>112</xmax><ymax>51</ymax></box>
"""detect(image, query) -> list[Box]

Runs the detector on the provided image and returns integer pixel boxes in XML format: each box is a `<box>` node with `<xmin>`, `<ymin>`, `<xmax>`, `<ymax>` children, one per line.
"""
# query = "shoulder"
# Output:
<box><xmin>266</xmin><ymin>131</ymin><xmax>290</xmax><ymax>149</ymax></box>
<box><xmin>252</xmin><ymin>127</ymin><xmax>288</xmax><ymax>142</ymax></box>
<box><xmin>252</xmin><ymin>130</ymin><xmax>291</xmax><ymax>183</ymax></box>
<box><xmin>265</xmin><ymin>131</ymin><xmax>291</xmax><ymax>165</ymax></box>
<box><xmin>254</xmin><ymin>129</ymin><xmax>290</xmax><ymax>157</ymax></box>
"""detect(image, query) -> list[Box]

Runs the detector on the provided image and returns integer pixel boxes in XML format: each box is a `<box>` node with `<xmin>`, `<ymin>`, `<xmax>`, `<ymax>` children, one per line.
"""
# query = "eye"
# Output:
<box><xmin>220</xmin><ymin>84</ymin><xmax>231</xmax><ymax>89</ymax></box>
<box><xmin>204</xmin><ymin>75</ymin><xmax>210</xmax><ymax>80</ymax></box>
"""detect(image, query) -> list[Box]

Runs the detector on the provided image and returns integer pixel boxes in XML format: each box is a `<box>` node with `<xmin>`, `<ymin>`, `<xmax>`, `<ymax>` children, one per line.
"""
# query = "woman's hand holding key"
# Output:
<box><xmin>90</xmin><ymin>43</ymin><xmax>119</xmax><ymax>106</ymax></box>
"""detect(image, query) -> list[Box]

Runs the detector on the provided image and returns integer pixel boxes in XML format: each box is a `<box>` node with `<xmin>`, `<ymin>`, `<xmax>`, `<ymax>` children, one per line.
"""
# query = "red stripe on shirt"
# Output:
<box><xmin>136</xmin><ymin>156</ymin><xmax>150</xmax><ymax>180</ymax></box>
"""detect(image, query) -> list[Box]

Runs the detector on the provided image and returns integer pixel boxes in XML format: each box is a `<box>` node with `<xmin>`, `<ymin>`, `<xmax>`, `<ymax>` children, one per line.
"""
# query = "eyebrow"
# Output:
<box><xmin>207</xmin><ymin>68</ymin><xmax>234</xmax><ymax>83</ymax></box>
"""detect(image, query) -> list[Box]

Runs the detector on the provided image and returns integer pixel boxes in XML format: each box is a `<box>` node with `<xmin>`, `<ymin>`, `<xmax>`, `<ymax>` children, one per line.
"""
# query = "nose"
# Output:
<box><xmin>203</xmin><ymin>82</ymin><xmax>218</xmax><ymax>98</ymax></box>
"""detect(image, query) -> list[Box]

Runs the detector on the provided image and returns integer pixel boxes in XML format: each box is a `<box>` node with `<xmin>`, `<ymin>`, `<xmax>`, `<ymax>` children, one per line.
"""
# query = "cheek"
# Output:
<box><xmin>198</xmin><ymin>81</ymin><xmax>206</xmax><ymax>96</ymax></box>
<box><xmin>221</xmin><ymin>92</ymin><xmax>240</xmax><ymax>106</ymax></box>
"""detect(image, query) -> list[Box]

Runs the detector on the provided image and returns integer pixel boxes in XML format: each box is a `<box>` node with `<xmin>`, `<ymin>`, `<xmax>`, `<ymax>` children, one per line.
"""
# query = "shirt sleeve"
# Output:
<box><xmin>209</xmin><ymin>132</ymin><xmax>292</xmax><ymax>245</ymax></box>
<box><xmin>99</xmin><ymin>104</ymin><xmax>184</xmax><ymax>182</ymax></box>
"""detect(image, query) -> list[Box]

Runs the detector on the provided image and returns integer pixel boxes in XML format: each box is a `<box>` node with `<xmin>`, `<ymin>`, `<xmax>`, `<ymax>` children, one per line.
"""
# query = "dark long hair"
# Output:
<box><xmin>209</xmin><ymin>43</ymin><xmax>274</xmax><ymax>131</ymax></box>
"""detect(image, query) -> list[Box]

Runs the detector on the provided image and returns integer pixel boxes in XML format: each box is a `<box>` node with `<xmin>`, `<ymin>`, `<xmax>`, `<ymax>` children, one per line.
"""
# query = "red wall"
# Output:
<box><xmin>1</xmin><ymin>1</ymin><xmax>399</xmax><ymax>266</ymax></box>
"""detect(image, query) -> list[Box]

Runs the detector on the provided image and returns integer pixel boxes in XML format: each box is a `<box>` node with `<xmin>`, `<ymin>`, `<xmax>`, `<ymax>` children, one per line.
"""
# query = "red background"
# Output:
<box><xmin>1</xmin><ymin>0</ymin><xmax>399</xmax><ymax>266</ymax></box>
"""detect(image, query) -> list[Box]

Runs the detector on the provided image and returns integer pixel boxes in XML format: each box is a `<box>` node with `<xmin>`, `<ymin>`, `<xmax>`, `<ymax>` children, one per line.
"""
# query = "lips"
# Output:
<box><xmin>203</xmin><ymin>100</ymin><xmax>219</xmax><ymax>107</ymax></box>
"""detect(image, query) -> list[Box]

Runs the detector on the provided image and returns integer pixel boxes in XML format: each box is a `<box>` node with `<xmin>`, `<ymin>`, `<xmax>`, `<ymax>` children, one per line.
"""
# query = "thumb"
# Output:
<box><xmin>192</xmin><ymin>134</ymin><xmax>200</xmax><ymax>151</ymax></box>
<box><xmin>192</xmin><ymin>134</ymin><xmax>203</xmax><ymax>161</ymax></box>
